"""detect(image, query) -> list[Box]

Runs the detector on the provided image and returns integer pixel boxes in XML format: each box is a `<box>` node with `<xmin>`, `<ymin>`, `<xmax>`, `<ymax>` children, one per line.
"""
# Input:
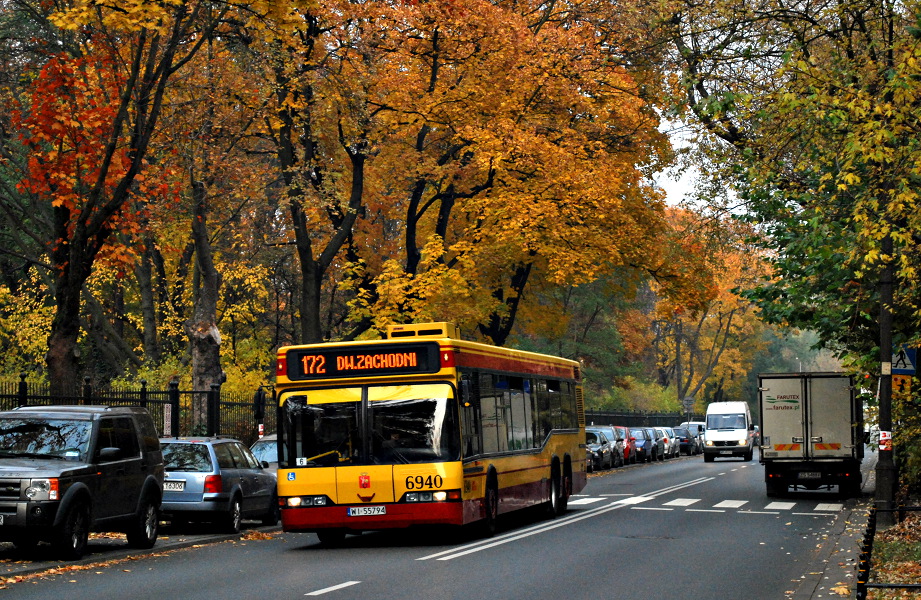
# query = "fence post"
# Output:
<box><xmin>207</xmin><ymin>383</ymin><xmax>221</xmax><ymax>436</ymax></box>
<box><xmin>140</xmin><ymin>379</ymin><xmax>148</xmax><ymax>409</ymax></box>
<box><xmin>168</xmin><ymin>380</ymin><xmax>180</xmax><ymax>436</ymax></box>
<box><xmin>17</xmin><ymin>372</ymin><xmax>27</xmax><ymax>407</ymax></box>
<box><xmin>82</xmin><ymin>376</ymin><xmax>92</xmax><ymax>406</ymax></box>
<box><xmin>253</xmin><ymin>387</ymin><xmax>266</xmax><ymax>438</ymax></box>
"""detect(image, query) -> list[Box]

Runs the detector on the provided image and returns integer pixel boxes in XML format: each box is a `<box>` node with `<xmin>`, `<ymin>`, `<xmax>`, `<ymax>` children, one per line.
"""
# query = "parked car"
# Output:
<box><xmin>160</xmin><ymin>437</ymin><xmax>278</xmax><ymax>533</ymax></box>
<box><xmin>658</xmin><ymin>426</ymin><xmax>680</xmax><ymax>458</ymax></box>
<box><xmin>588</xmin><ymin>425</ymin><xmax>624</xmax><ymax>467</ymax></box>
<box><xmin>646</xmin><ymin>427</ymin><xmax>665</xmax><ymax>461</ymax></box>
<box><xmin>250</xmin><ymin>433</ymin><xmax>280</xmax><ymax>469</ymax></box>
<box><xmin>585</xmin><ymin>430</ymin><xmax>614</xmax><ymax>471</ymax></box>
<box><xmin>630</xmin><ymin>428</ymin><xmax>653</xmax><ymax>462</ymax></box>
<box><xmin>0</xmin><ymin>405</ymin><xmax>164</xmax><ymax>559</ymax></box>
<box><xmin>615</xmin><ymin>425</ymin><xmax>637</xmax><ymax>464</ymax></box>
<box><xmin>679</xmin><ymin>421</ymin><xmax>706</xmax><ymax>451</ymax></box>
<box><xmin>672</xmin><ymin>426</ymin><xmax>699</xmax><ymax>455</ymax></box>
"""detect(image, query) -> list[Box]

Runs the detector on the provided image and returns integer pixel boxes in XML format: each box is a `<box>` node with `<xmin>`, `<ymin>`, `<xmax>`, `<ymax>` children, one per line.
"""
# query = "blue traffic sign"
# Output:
<box><xmin>893</xmin><ymin>346</ymin><xmax>916</xmax><ymax>375</ymax></box>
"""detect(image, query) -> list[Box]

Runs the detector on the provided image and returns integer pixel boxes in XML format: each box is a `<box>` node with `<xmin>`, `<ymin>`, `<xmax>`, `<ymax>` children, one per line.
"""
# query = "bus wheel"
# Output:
<box><xmin>482</xmin><ymin>482</ymin><xmax>499</xmax><ymax>537</ymax></box>
<box><xmin>317</xmin><ymin>529</ymin><xmax>347</xmax><ymax>546</ymax></box>
<box><xmin>559</xmin><ymin>462</ymin><xmax>571</xmax><ymax>513</ymax></box>
<box><xmin>547</xmin><ymin>464</ymin><xmax>566</xmax><ymax>517</ymax></box>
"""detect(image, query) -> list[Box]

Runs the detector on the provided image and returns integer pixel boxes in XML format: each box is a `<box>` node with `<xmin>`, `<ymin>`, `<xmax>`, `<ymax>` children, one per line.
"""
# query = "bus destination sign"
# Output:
<box><xmin>286</xmin><ymin>342</ymin><xmax>441</xmax><ymax>380</ymax></box>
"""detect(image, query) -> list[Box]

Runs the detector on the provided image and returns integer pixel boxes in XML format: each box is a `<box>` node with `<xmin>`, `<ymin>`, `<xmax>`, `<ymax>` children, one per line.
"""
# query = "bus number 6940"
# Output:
<box><xmin>405</xmin><ymin>475</ymin><xmax>443</xmax><ymax>489</ymax></box>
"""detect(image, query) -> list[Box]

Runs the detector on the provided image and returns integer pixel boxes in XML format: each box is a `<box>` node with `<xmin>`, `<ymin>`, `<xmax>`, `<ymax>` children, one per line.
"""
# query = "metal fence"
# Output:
<box><xmin>1</xmin><ymin>374</ymin><xmax>694</xmax><ymax>445</ymax></box>
<box><xmin>585</xmin><ymin>408</ymin><xmax>704</xmax><ymax>428</ymax></box>
<box><xmin>0</xmin><ymin>374</ymin><xmax>276</xmax><ymax>446</ymax></box>
<box><xmin>856</xmin><ymin>505</ymin><xmax>921</xmax><ymax>599</ymax></box>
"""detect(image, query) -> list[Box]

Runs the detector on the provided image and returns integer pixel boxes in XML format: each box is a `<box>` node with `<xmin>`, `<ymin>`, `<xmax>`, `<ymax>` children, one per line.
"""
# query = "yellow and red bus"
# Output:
<box><xmin>273</xmin><ymin>322</ymin><xmax>586</xmax><ymax>544</ymax></box>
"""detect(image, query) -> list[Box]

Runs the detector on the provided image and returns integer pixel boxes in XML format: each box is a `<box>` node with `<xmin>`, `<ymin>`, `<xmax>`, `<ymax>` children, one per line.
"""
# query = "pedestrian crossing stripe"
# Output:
<box><xmin>572</xmin><ymin>497</ymin><xmax>842</xmax><ymax>512</ymax></box>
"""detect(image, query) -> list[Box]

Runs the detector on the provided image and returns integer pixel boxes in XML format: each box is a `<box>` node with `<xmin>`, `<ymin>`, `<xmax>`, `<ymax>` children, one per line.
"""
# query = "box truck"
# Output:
<box><xmin>758</xmin><ymin>372</ymin><xmax>863</xmax><ymax>497</ymax></box>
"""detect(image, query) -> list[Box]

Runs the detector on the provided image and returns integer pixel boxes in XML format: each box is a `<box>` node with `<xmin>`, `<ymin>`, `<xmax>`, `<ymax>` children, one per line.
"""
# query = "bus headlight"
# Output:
<box><xmin>285</xmin><ymin>496</ymin><xmax>328</xmax><ymax>507</ymax></box>
<box><xmin>404</xmin><ymin>490</ymin><xmax>460</xmax><ymax>502</ymax></box>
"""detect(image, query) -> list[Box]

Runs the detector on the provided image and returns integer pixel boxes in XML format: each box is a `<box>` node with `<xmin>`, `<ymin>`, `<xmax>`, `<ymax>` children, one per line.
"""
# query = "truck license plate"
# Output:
<box><xmin>798</xmin><ymin>472</ymin><xmax>821</xmax><ymax>480</ymax></box>
<box><xmin>348</xmin><ymin>506</ymin><xmax>385</xmax><ymax>517</ymax></box>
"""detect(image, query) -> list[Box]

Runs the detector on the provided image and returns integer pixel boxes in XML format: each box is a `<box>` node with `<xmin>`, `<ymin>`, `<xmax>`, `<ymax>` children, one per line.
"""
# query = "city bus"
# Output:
<box><xmin>272</xmin><ymin>322</ymin><xmax>586</xmax><ymax>544</ymax></box>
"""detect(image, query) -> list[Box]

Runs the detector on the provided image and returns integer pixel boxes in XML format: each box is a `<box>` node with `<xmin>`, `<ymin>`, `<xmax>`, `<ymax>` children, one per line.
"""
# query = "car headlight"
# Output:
<box><xmin>25</xmin><ymin>478</ymin><xmax>59</xmax><ymax>501</ymax></box>
<box><xmin>705</xmin><ymin>440</ymin><xmax>714</xmax><ymax>446</ymax></box>
<box><xmin>739</xmin><ymin>439</ymin><xmax>749</xmax><ymax>446</ymax></box>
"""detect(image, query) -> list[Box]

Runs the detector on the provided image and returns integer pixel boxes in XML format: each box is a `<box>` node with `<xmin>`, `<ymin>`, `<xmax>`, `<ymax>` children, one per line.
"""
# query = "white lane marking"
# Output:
<box><xmin>632</xmin><ymin>507</ymin><xmax>672</xmax><ymax>511</ymax></box>
<box><xmin>416</xmin><ymin>477</ymin><xmax>715</xmax><ymax>562</ymax></box>
<box><xmin>663</xmin><ymin>498</ymin><xmax>700</xmax><ymax>507</ymax></box>
<box><xmin>815</xmin><ymin>503</ymin><xmax>843</xmax><ymax>511</ymax></box>
<box><xmin>686</xmin><ymin>509</ymin><xmax>725</xmax><ymax>513</ymax></box>
<box><xmin>305</xmin><ymin>581</ymin><xmax>361</xmax><ymax>596</ymax></box>
<box><xmin>741</xmin><ymin>511</ymin><xmax>780</xmax><ymax>515</ymax></box>
<box><xmin>714</xmin><ymin>500</ymin><xmax>747</xmax><ymax>509</ymax></box>
<box><xmin>765</xmin><ymin>501</ymin><xmax>796</xmax><ymax>510</ymax></box>
<box><xmin>569</xmin><ymin>497</ymin><xmax>606</xmax><ymax>505</ymax></box>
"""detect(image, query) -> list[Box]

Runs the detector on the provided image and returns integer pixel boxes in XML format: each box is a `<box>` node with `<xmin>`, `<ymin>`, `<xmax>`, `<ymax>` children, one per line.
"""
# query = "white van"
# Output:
<box><xmin>703</xmin><ymin>401</ymin><xmax>754</xmax><ymax>462</ymax></box>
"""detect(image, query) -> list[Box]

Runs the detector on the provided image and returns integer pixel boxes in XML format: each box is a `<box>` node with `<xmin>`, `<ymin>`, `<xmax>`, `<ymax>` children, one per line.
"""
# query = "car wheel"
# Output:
<box><xmin>126</xmin><ymin>497</ymin><xmax>159</xmax><ymax>549</ymax></box>
<box><xmin>11</xmin><ymin>534</ymin><xmax>38</xmax><ymax>554</ymax></box>
<box><xmin>262</xmin><ymin>494</ymin><xmax>280</xmax><ymax>526</ymax></box>
<box><xmin>223</xmin><ymin>496</ymin><xmax>243</xmax><ymax>534</ymax></box>
<box><xmin>54</xmin><ymin>501</ymin><xmax>90</xmax><ymax>560</ymax></box>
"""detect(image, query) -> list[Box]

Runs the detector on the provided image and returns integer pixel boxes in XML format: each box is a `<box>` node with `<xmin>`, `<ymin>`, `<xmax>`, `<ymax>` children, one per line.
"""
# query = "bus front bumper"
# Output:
<box><xmin>281</xmin><ymin>501</ymin><xmax>467</xmax><ymax>532</ymax></box>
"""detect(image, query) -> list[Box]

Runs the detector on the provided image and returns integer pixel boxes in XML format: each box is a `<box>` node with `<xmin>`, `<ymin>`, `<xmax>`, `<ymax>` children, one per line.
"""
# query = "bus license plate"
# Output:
<box><xmin>798</xmin><ymin>472</ymin><xmax>821</xmax><ymax>480</ymax></box>
<box><xmin>348</xmin><ymin>506</ymin><xmax>386</xmax><ymax>517</ymax></box>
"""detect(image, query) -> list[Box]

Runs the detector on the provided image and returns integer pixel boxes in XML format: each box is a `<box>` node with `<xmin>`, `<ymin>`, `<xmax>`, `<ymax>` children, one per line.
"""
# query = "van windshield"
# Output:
<box><xmin>707</xmin><ymin>414</ymin><xmax>746</xmax><ymax>429</ymax></box>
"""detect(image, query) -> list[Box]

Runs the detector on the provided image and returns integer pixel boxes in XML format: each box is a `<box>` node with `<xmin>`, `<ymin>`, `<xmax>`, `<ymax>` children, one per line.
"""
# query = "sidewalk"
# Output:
<box><xmin>792</xmin><ymin>450</ymin><xmax>878</xmax><ymax>600</ymax></box>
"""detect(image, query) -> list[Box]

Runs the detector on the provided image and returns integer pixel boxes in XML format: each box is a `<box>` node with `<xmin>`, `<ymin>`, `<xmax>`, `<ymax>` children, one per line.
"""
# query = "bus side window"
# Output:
<box><xmin>536</xmin><ymin>379</ymin><xmax>553</xmax><ymax>442</ymax></box>
<box><xmin>460</xmin><ymin>372</ymin><xmax>482</xmax><ymax>457</ymax></box>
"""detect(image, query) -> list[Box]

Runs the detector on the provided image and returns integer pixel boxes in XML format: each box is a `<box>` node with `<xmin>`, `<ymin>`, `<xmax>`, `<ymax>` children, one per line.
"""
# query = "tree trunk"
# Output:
<box><xmin>184</xmin><ymin>179</ymin><xmax>223</xmax><ymax>427</ymax></box>
<box><xmin>136</xmin><ymin>239</ymin><xmax>161</xmax><ymax>364</ymax></box>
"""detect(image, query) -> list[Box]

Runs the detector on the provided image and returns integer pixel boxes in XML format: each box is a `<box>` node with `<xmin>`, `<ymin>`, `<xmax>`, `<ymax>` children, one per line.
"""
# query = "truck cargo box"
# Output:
<box><xmin>758</xmin><ymin>372</ymin><xmax>863</xmax><ymax>497</ymax></box>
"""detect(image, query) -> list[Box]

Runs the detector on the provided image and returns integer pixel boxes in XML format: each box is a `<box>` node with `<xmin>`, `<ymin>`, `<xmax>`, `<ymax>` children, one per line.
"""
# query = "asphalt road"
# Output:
<box><xmin>0</xmin><ymin>451</ymin><xmax>874</xmax><ymax>600</ymax></box>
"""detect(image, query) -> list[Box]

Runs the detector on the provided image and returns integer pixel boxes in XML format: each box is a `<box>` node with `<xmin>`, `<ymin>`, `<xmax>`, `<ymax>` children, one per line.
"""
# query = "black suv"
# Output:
<box><xmin>0</xmin><ymin>405</ymin><xmax>165</xmax><ymax>558</ymax></box>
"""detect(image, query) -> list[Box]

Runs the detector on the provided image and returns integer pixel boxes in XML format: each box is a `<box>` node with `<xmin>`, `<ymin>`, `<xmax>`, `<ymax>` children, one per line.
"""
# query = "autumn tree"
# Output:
<box><xmin>5</xmin><ymin>1</ymin><xmax>230</xmax><ymax>393</ymax></box>
<box><xmin>656</xmin><ymin>0</ymin><xmax>921</xmax><ymax>512</ymax></box>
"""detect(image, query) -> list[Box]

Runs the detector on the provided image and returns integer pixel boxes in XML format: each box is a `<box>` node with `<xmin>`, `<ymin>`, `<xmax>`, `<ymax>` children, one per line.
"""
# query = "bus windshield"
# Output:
<box><xmin>282</xmin><ymin>383</ymin><xmax>460</xmax><ymax>467</ymax></box>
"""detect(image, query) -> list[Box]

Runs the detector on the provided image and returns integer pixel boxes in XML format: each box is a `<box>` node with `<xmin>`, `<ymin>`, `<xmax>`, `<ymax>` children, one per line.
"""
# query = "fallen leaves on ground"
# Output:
<box><xmin>867</xmin><ymin>512</ymin><xmax>921</xmax><ymax>599</ymax></box>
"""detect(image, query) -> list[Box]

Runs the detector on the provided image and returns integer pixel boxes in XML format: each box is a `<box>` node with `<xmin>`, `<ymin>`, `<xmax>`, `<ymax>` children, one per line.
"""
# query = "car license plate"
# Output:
<box><xmin>348</xmin><ymin>506</ymin><xmax>385</xmax><ymax>517</ymax></box>
<box><xmin>163</xmin><ymin>480</ymin><xmax>185</xmax><ymax>491</ymax></box>
<box><xmin>0</xmin><ymin>514</ymin><xmax>4</xmax><ymax>525</ymax></box>
<box><xmin>798</xmin><ymin>472</ymin><xmax>821</xmax><ymax>480</ymax></box>
<box><xmin>719</xmin><ymin>450</ymin><xmax>732</xmax><ymax>454</ymax></box>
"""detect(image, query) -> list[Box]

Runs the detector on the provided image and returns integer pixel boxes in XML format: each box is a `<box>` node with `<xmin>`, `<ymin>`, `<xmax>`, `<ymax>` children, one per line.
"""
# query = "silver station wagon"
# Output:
<box><xmin>160</xmin><ymin>437</ymin><xmax>278</xmax><ymax>533</ymax></box>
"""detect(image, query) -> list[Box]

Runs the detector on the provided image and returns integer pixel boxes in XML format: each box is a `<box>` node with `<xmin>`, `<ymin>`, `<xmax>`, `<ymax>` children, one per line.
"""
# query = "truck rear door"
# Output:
<box><xmin>760</xmin><ymin>375</ymin><xmax>806</xmax><ymax>459</ymax></box>
<box><xmin>807</xmin><ymin>375</ymin><xmax>854</xmax><ymax>459</ymax></box>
